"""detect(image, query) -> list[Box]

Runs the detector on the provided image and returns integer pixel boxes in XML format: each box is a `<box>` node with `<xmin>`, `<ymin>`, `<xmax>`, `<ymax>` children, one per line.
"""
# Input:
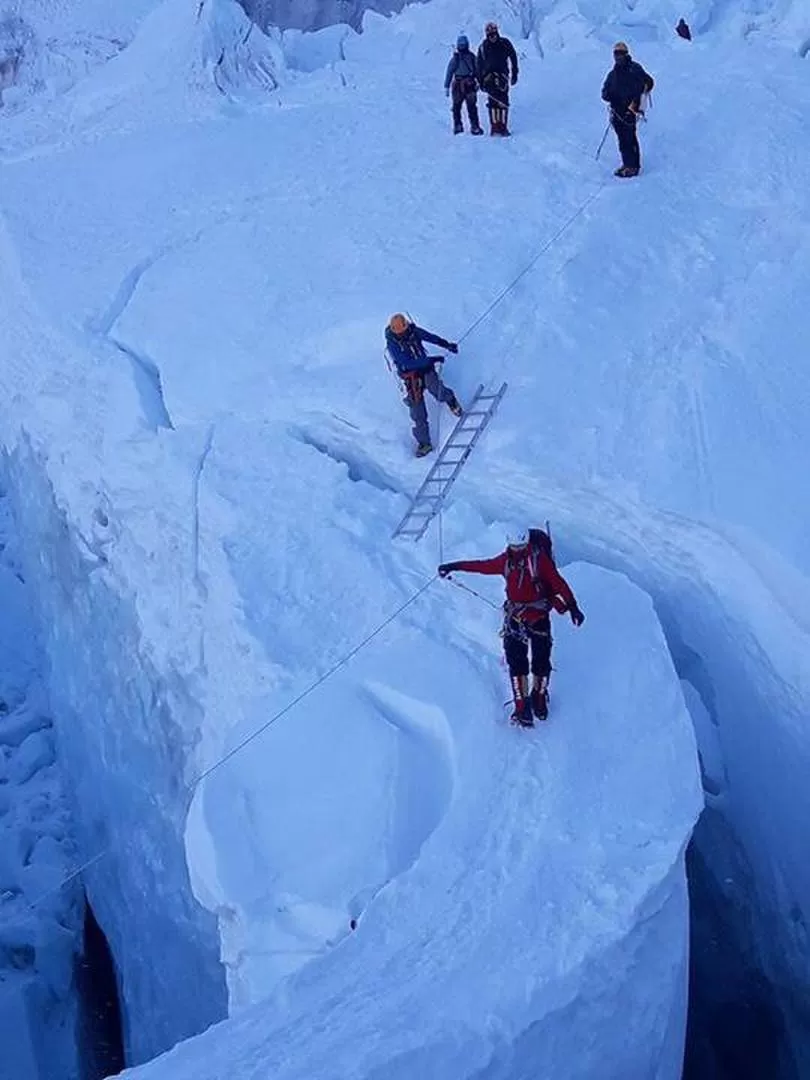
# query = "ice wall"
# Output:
<box><xmin>0</xmin><ymin>204</ymin><xmax>233</xmax><ymax>1067</ymax></box>
<box><xmin>239</xmin><ymin>0</ymin><xmax>810</xmax><ymax>47</ymax></box>
<box><xmin>0</xmin><ymin>439</ymin><xmax>228</xmax><ymax>1067</ymax></box>
<box><xmin>239</xmin><ymin>0</ymin><xmax>423</xmax><ymax>33</ymax></box>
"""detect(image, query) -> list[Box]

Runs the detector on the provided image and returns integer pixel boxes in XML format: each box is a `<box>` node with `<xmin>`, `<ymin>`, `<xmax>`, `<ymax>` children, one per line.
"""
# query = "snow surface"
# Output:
<box><xmin>2</xmin><ymin>0</ymin><xmax>810</xmax><ymax>1076</ymax></box>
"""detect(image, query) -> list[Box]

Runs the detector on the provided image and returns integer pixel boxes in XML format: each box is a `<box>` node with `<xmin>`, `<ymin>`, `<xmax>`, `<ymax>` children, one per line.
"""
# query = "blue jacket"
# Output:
<box><xmin>445</xmin><ymin>48</ymin><xmax>478</xmax><ymax>89</ymax></box>
<box><xmin>385</xmin><ymin>324</ymin><xmax>451</xmax><ymax>374</ymax></box>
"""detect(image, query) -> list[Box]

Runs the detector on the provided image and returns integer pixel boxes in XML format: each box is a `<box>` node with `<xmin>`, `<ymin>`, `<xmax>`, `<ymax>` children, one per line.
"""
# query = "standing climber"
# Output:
<box><xmin>445</xmin><ymin>34</ymin><xmax>483</xmax><ymax>135</ymax></box>
<box><xmin>601</xmin><ymin>41</ymin><xmax>654</xmax><ymax>178</ymax></box>
<box><xmin>476</xmin><ymin>22</ymin><xmax>518</xmax><ymax>136</ymax></box>
<box><xmin>439</xmin><ymin>528</ymin><xmax>584</xmax><ymax>726</ymax></box>
<box><xmin>385</xmin><ymin>314</ymin><xmax>462</xmax><ymax>458</ymax></box>
<box><xmin>675</xmin><ymin>18</ymin><xmax>692</xmax><ymax>41</ymax></box>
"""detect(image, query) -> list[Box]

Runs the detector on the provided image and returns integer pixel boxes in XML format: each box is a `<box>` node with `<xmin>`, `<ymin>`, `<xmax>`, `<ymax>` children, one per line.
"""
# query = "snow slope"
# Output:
<box><xmin>131</xmin><ymin>566</ymin><xmax>699</xmax><ymax>1080</ymax></box>
<box><xmin>2</xmin><ymin>0</ymin><xmax>810</xmax><ymax>1075</ymax></box>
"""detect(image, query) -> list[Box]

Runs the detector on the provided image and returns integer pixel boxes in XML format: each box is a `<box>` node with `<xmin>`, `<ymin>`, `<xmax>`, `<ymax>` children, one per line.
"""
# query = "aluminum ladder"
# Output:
<box><xmin>392</xmin><ymin>382</ymin><xmax>508</xmax><ymax>541</ymax></box>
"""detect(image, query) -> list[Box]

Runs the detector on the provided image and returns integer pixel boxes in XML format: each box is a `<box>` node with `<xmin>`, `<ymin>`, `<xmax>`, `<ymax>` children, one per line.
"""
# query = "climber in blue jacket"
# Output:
<box><xmin>385</xmin><ymin>313</ymin><xmax>463</xmax><ymax>457</ymax></box>
<box><xmin>444</xmin><ymin>34</ymin><xmax>483</xmax><ymax>135</ymax></box>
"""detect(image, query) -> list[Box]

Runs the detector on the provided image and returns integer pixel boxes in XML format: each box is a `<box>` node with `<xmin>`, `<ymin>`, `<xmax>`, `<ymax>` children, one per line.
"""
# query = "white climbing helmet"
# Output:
<box><xmin>506</xmin><ymin>529</ymin><xmax>528</xmax><ymax>548</ymax></box>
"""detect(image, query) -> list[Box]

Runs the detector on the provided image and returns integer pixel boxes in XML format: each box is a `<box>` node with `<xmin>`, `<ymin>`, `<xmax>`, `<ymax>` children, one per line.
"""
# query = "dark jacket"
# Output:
<box><xmin>476</xmin><ymin>35</ymin><xmax>518</xmax><ymax>84</ymax></box>
<box><xmin>601</xmin><ymin>56</ymin><xmax>654</xmax><ymax>116</ymax></box>
<box><xmin>445</xmin><ymin>47</ymin><xmax>478</xmax><ymax>89</ymax></box>
<box><xmin>676</xmin><ymin>19</ymin><xmax>692</xmax><ymax>41</ymax></box>
<box><xmin>385</xmin><ymin>324</ymin><xmax>452</xmax><ymax>375</ymax></box>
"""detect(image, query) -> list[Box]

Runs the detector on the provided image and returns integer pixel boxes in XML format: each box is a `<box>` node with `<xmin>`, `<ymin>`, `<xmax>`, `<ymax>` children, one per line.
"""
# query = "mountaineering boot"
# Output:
<box><xmin>453</xmin><ymin>121</ymin><xmax>464</xmax><ymax>135</ymax></box>
<box><xmin>415</xmin><ymin>442</ymin><xmax>433</xmax><ymax>458</ymax></box>
<box><xmin>510</xmin><ymin>675</ymin><xmax>533</xmax><ymax>727</ymax></box>
<box><xmin>530</xmin><ymin>675</ymin><xmax>549</xmax><ymax>722</ymax></box>
<box><xmin>615</xmin><ymin>166</ymin><xmax>639</xmax><ymax>178</ymax></box>
<box><xmin>501</xmin><ymin>109</ymin><xmax>511</xmax><ymax>136</ymax></box>
<box><xmin>471</xmin><ymin>125</ymin><xmax>484</xmax><ymax>135</ymax></box>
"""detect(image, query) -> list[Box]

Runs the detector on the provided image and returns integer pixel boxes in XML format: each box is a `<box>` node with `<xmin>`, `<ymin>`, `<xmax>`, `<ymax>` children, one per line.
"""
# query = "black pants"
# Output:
<box><xmin>611</xmin><ymin>111</ymin><xmax>640</xmax><ymax>170</ymax></box>
<box><xmin>503</xmin><ymin>618</ymin><xmax>552</xmax><ymax>678</ymax></box>
<box><xmin>451</xmin><ymin>77</ymin><xmax>480</xmax><ymax>129</ymax></box>
<box><xmin>483</xmin><ymin>72</ymin><xmax>509</xmax><ymax>110</ymax></box>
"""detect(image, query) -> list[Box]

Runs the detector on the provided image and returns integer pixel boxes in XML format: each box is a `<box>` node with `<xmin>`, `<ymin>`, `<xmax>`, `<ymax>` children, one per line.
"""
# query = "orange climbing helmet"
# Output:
<box><xmin>389</xmin><ymin>313</ymin><xmax>410</xmax><ymax>335</ymax></box>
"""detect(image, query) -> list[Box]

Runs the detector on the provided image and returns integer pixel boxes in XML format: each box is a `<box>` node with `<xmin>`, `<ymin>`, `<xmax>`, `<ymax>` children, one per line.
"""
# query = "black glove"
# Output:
<box><xmin>569</xmin><ymin>605</ymin><xmax>585</xmax><ymax>627</ymax></box>
<box><xmin>445</xmin><ymin>342</ymin><xmax>459</xmax><ymax>354</ymax></box>
<box><xmin>510</xmin><ymin>73</ymin><xmax>518</xmax><ymax>86</ymax></box>
<box><xmin>438</xmin><ymin>563</ymin><xmax>459</xmax><ymax>578</ymax></box>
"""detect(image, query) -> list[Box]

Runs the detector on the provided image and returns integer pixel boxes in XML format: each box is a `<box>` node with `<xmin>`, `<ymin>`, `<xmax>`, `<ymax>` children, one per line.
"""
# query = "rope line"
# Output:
<box><xmin>22</xmin><ymin>575</ymin><xmax>437</xmax><ymax>916</ymax></box>
<box><xmin>458</xmin><ymin>182</ymin><xmax>605</xmax><ymax>345</ymax></box>
<box><xmin>449</xmin><ymin>576</ymin><xmax>501</xmax><ymax>609</ymax></box>
<box><xmin>21</xmin><ymin>140</ymin><xmax>609</xmax><ymax>915</ymax></box>
<box><xmin>435</xmin><ymin>363</ymin><xmax>445</xmax><ymax>566</ymax></box>
<box><xmin>191</xmin><ymin>574</ymin><xmax>436</xmax><ymax>789</ymax></box>
<box><xmin>24</xmin><ymin>849</ymin><xmax>108</xmax><ymax>912</ymax></box>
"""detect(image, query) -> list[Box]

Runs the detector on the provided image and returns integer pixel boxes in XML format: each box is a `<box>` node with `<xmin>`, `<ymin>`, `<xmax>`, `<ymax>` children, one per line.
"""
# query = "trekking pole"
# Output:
<box><xmin>595</xmin><ymin>118</ymin><xmax>610</xmax><ymax>160</ymax></box>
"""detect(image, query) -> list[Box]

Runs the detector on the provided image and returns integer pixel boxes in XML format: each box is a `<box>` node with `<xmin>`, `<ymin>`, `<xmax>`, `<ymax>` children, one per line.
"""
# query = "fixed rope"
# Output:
<box><xmin>434</xmin><ymin>362</ymin><xmax>445</xmax><ymax>565</ymax></box>
<box><xmin>457</xmin><ymin>182</ymin><xmax>606</xmax><ymax>346</ymax></box>
<box><xmin>24</xmin><ymin>148</ymin><xmax>610</xmax><ymax>919</ymax></box>
<box><xmin>23</xmin><ymin>574</ymin><xmax>437</xmax><ymax>915</ymax></box>
<box><xmin>428</xmin><ymin>179</ymin><xmax>606</xmax><ymax>555</ymax></box>
<box><xmin>449</xmin><ymin>577</ymin><xmax>501</xmax><ymax>610</ymax></box>
<box><xmin>192</xmin><ymin>574</ymin><xmax>436</xmax><ymax>788</ymax></box>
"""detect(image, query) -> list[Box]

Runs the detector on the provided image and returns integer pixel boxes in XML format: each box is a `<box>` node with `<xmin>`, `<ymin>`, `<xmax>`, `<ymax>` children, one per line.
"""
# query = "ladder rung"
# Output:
<box><xmin>392</xmin><ymin>382</ymin><xmax>508</xmax><ymax>542</ymax></box>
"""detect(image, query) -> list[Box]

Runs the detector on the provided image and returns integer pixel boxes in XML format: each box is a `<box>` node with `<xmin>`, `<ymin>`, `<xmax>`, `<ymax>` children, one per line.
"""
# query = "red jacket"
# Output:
<box><xmin>450</xmin><ymin>547</ymin><xmax>576</xmax><ymax>623</ymax></box>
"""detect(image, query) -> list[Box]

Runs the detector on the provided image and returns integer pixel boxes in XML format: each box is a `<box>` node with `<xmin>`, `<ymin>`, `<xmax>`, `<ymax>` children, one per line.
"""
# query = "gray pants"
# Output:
<box><xmin>402</xmin><ymin>366</ymin><xmax>457</xmax><ymax>447</ymax></box>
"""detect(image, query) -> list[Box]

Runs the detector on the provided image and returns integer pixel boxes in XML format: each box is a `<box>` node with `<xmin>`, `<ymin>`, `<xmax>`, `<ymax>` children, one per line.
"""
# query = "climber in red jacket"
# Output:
<box><xmin>439</xmin><ymin>528</ymin><xmax>584</xmax><ymax>726</ymax></box>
